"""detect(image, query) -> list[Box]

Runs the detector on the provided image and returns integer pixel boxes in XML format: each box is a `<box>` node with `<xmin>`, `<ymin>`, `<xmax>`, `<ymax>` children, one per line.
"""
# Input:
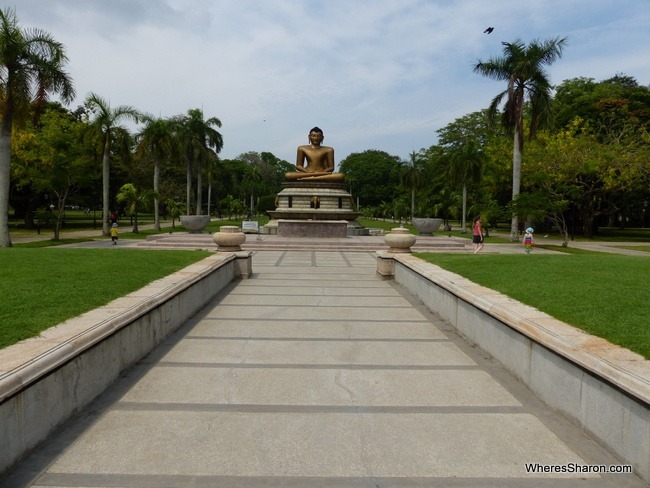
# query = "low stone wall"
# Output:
<box><xmin>0</xmin><ymin>253</ymin><xmax>246</xmax><ymax>475</ymax></box>
<box><xmin>277</xmin><ymin>219</ymin><xmax>347</xmax><ymax>238</ymax></box>
<box><xmin>380</xmin><ymin>252</ymin><xmax>650</xmax><ymax>483</ymax></box>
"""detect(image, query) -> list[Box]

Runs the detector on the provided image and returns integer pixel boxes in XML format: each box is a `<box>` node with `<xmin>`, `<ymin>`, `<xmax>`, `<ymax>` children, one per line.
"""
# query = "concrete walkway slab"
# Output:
<box><xmin>2</xmin><ymin>251</ymin><xmax>645</xmax><ymax>487</ymax></box>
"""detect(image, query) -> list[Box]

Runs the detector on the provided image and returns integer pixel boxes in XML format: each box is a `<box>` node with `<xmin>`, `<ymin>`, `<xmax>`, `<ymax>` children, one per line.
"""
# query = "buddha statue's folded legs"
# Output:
<box><xmin>284</xmin><ymin>171</ymin><xmax>345</xmax><ymax>181</ymax></box>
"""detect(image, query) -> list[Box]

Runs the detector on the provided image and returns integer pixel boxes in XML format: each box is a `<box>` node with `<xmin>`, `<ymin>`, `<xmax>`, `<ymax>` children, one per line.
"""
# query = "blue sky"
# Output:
<box><xmin>9</xmin><ymin>0</ymin><xmax>650</xmax><ymax>166</ymax></box>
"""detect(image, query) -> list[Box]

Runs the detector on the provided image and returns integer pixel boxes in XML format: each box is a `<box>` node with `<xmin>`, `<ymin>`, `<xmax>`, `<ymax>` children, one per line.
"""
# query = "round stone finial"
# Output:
<box><xmin>384</xmin><ymin>227</ymin><xmax>416</xmax><ymax>253</ymax></box>
<box><xmin>212</xmin><ymin>226</ymin><xmax>246</xmax><ymax>252</ymax></box>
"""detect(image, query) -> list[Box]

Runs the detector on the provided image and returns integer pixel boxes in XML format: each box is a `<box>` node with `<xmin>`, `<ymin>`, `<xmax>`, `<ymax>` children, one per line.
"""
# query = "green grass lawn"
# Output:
<box><xmin>415</xmin><ymin>252</ymin><xmax>650</xmax><ymax>359</ymax></box>
<box><xmin>0</xmin><ymin>248</ymin><xmax>211</xmax><ymax>349</ymax></box>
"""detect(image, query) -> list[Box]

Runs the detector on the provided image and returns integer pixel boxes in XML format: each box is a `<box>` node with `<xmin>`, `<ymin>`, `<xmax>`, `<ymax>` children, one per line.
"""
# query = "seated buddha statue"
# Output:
<box><xmin>285</xmin><ymin>127</ymin><xmax>345</xmax><ymax>182</ymax></box>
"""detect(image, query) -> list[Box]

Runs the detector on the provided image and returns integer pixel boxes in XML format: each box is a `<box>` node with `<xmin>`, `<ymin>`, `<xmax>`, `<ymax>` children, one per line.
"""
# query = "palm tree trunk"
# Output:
<box><xmin>153</xmin><ymin>159</ymin><xmax>161</xmax><ymax>231</ymax></box>
<box><xmin>461</xmin><ymin>183</ymin><xmax>467</xmax><ymax>233</ymax></box>
<box><xmin>0</xmin><ymin>116</ymin><xmax>13</xmax><ymax>247</ymax></box>
<box><xmin>186</xmin><ymin>160</ymin><xmax>192</xmax><ymax>215</ymax></box>
<box><xmin>411</xmin><ymin>188</ymin><xmax>415</xmax><ymax>221</ymax></box>
<box><xmin>102</xmin><ymin>137</ymin><xmax>111</xmax><ymax>236</ymax></box>
<box><xmin>197</xmin><ymin>163</ymin><xmax>203</xmax><ymax>215</ymax></box>
<box><xmin>510</xmin><ymin>129</ymin><xmax>522</xmax><ymax>241</ymax></box>
<box><xmin>207</xmin><ymin>183</ymin><xmax>212</xmax><ymax>217</ymax></box>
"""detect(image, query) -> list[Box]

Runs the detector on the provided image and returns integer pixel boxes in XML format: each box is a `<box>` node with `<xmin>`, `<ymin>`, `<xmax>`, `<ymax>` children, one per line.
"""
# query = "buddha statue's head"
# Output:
<box><xmin>309</xmin><ymin>127</ymin><xmax>324</xmax><ymax>144</ymax></box>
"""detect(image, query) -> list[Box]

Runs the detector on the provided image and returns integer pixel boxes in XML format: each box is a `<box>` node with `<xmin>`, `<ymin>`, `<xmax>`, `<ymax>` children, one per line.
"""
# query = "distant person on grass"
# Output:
<box><xmin>523</xmin><ymin>227</ymin><xmax>535</xmax><ymax>254</ymax></box>
<box><xmin>110</xmin><ymin>223</ymin><xmax>119</xmax><ymax>245</ymax></box>
<box><xmin>472</xmin><ymin>217</ymin><xmax>484</xmax><ymax>253</ymax></box>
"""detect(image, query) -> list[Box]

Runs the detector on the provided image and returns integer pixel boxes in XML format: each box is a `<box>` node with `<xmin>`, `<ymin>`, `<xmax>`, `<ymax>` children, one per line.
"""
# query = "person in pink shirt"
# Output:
<box><xmin>472</xmin><ymin>217</ymin><xmax>484</xmax><ymax>253</ymax></box>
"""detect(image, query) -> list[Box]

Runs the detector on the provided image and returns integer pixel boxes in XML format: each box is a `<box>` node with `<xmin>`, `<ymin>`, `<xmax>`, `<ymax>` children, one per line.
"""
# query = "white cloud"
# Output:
<box><xmin>9</xmin><ymin>0</ymin><xmax>650</xmax><ymax>162</ymax></box>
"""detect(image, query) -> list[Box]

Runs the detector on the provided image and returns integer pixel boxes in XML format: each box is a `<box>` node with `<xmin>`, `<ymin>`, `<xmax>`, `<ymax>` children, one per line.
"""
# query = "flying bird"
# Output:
<box><xmin>484</xmin><ymin>27</ymin><xmax>494</xmax><ymax>34</ymax></box>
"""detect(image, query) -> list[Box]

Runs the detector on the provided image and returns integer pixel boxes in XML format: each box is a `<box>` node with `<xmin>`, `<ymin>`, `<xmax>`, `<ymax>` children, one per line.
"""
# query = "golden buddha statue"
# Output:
<box><xmin>285</xmin><ymin>127</ymin><xmax>345</xmax><ymax>181</ymax></box>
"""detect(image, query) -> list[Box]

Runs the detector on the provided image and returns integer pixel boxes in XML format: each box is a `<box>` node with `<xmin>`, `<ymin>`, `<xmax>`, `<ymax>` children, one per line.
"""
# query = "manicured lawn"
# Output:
<box><xmin>415</xmin><ymin>253</ymin><xmax>650</xmax><ymax>359</ymax></box>
<box><xmin>0</xmin><ymin>248</ymin><xmax>211</xmax><ymax>349</ymax></box>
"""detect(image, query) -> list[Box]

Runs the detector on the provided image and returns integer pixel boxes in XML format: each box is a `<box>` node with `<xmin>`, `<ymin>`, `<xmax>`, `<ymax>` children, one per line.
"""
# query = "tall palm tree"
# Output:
<box><xmin>136</xmin><ymin>116</ymin><xmax>177</xmax><ymax>230</ymax></box>
<box><xmin>244</xmin><ymin>164</ymin><xmax>263</xmax><ymax>217</ymax></box>
<box><xmin>0</xmin><ymin>8</ymin><xmax>75</xmax><ymax>247</ymax></box>
<box><xmin>84</xmin><ymin>92</ymin><xmax>141</xmax><ymax>235</ymax></box>
<box><xmin>175</xmin><ymin>109</ymin><xmax>223</xmax><ymax>215</ymax></box>
<box><xmin>473</xmin><ymin>36</ymin><xmax>567</xmax><ymax>240</ymax></box>
<box><xmin>444</xmin><ymin>141</ymin><xmax>484</xmax><ymax>233</ymax></box>
<box><xmin>401</xmin><ymin>151</ymin><xmax>425</xmax><ymax>220</ymax></box>
<box><xmin>205</xmin><ymin>151</ymin><xmax>221</xmax><ymax>217</ymax></box>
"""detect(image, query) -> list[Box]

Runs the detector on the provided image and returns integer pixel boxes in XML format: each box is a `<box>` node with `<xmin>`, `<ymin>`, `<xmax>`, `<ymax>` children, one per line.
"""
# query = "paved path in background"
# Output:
<box><xmin>11</xmin><ymin>224</ymin><xmax>649</xmax><ymax>256</ymax></box>
<box><xmin>3</xmin><ymin>251</ymin><xmax>644</xmax><ymax>487</ymax></box>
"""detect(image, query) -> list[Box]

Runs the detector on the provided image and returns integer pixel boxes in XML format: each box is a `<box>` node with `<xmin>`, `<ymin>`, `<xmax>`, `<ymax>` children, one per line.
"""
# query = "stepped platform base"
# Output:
<box><xmin>140</xmin><ymin>233</ymin><xmax>469</xmax><ymax>252</ymax></box>
<box><xmin>278</xmin><ymin>219</ymin><xmax>347</xmax><ymax>238</ymax></box>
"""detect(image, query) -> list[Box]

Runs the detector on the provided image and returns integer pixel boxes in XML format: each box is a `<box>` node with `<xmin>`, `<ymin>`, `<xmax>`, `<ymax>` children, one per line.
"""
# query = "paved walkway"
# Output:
<box><xmin>3</xmin><ymin>251</ymin><xmax>644</xmax><ymax>487</ymax></box>
<box><xmin>11</xmin><ymin>224</ymin><xmax>650</xmax><ymax>256</ymax></box>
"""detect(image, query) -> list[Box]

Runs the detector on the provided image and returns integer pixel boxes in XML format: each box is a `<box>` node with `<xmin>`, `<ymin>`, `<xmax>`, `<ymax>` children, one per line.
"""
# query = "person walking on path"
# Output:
<box><xmin>472</xmin><ymin>217</ymin><xmax>484</xmax><ymax>253</ymax></box>
<box><xmin>110</xmin><ymin>223</ymin><xmax>119</xmax><ymax>245</ymax></box>
<box><xmin>523</xmin><ymin>227</ymin><xmax>535</xmax><ymax>254</ymax></box>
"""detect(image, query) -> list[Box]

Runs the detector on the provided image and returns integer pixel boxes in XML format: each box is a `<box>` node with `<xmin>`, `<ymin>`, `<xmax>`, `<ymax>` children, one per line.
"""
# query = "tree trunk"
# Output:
<box><xmin>461</xmin><ymin>184</ymin><xmax>467</xmax><ymax>233</ymax></box>
<box><xmin>207</xmin><ymin>183</ymin><xmax>212</xmax><ymax>217</ymax></box>
<box><xmin>411</xmin><ymin>188</ymin><xmax>415</xmax><ymax>221</ymax></box>
<box><xmin>133</xmin><ymin>211</ymin><xmax>139</xmax><ymax>233</ymax></box>
<box><xmin>186</xmin><ymin>160</ymin><xmax>192</xmax><ymax>215</ymax></box>
<box><xmin>0</xmin><ymin>113</ymin><xmax>13</xmax><ymax>247</ymax></box>
<box><xmin>153</xmin><ymin>159</ymin><xmax>161</xmax><ymax>231</ymax></box>
<box><xmin>101</xmin><ymin>135</ymin><xmax>111</xmax><ymax>236</ymax></box>
<box><xmin>509</xmin><ymin>129</ymin><xmax>522</xmax><ymax>241</ymax></box>
<box><xmin>53</xmin><ymin>189</ymin><xmax>69</xmax><ymax>240</ymax></box>
<box><xmin>197</xmin><ymin>161</ymin><xmax>203</xmax><ymax>215</ymax></box>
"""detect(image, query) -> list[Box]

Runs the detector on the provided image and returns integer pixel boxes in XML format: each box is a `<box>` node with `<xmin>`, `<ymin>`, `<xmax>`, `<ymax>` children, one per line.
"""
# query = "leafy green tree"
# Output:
<box><xmin>261</xmin><ymin>151</ymin><xmax>294</xmax><ymax>190</ymax></box>
<box><xmin>84</xmin><ymin>93</ymin><xmax>141</xmax><ymax>235</ymax></box>
<box><xmin>474</xmin><ymin>36</ymin><xmax>567</xmax><ymax>240</ymax></box>
<box><xmin>553</xmin><ymin>75</ymin><xmax>650</xmax><ymax>143</ymax></box>
<box><xmin>12</xmin><ymin>108</ymin><xmax>93</xmax><ymax>239</ymax></box>
<box><xmin>339</xmin><ymin>150</ymin><xmax>402</xmax><ymax>208</ymax></box>
<box><xmin>0</xmin><ymin>8</ymin><xmax>75</xmax><ymax>246</ymax></box>
<box><xmin>136</xmin><ymin>116</ymin><xmax>177</xmax><ymax>230</ymax></box>
<box><xmin>436</xmin><ymin>111</ymin><xmax>492</xmax><ymax>232</ymax></box>
<box><xmin>523</xmin><ymin>121</ymin><xmax>613</xmax><ymax>238</ymax></box>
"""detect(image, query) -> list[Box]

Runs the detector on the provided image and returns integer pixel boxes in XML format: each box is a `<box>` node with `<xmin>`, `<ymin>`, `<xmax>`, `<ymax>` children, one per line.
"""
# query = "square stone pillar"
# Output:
<box><xmin>234</xmin><ymin>251</ymin><xmax>253</xmax><ymax>279</ymax></box>
<box><xmin>375</xmin><ymin>251</ymin><xmax>395</xmax><ymax>280</ymax></box>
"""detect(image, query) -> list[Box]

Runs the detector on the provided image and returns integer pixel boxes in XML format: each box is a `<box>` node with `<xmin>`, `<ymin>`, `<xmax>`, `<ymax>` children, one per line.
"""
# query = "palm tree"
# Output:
<box><xmin>244</xmin><ymin>164</ymin><xmax>263</xmax><ymax>217</ymax></box>
<box><xmin>473</xmin><ymin>36</ymin><xmax>567</xmax><ymax>240</ymax></box>
<box><xmin>84</xmin><ymin>93</ymin><xmax>141</xmax><ymax>235</ymax></box>
<box><xmin>0</xmin><ymin>8</ymin><xmax>75</xmax><ymax>247</ymax></box>
<box><xmin>175</xmin><ymin>109</ymin><xmax>223</xmax><ymax>215</ymax></box>
<box><xmin>444</xmin><ymin>141</ymin><xmax>484</xmax><ymax>233</ymax></box>
<box><xmin>116</xmin><ymin>183</ymin><xmax>153</xmax><ymax>233</ymax></box>
<box><xmin>205</xmin><ymin>151</ymin><xmax>221</xmax><ymax>217</ymax></box>
<box><xmin>401</xmin><ymin>151</ymin><xmax>425</xmax><ymax>221</ymax></box>
<box><xmin>136</xmin><ymin>116</ymin><xmax>177</xmax><ymax>230</ymax></box>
